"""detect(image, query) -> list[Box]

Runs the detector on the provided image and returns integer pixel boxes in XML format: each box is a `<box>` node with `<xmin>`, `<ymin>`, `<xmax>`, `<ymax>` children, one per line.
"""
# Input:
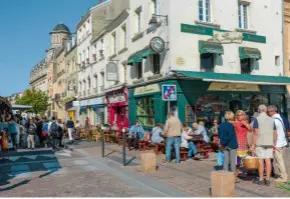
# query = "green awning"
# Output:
<box><xmin>239</xmin><ymin>47</ymin><xmax>261</xmax><ymax>60</ymax></box>
<box><xmin>199</xmin><ymin>40</ymin><xmax>224</xmax><ymax>55</ymax></box>
<box><xmin>172</xmin><ymin>70</ymin><xmax>290</xmax><ymax>85</ymax></box>
<box><xmin>127</xmin><ymin>54</ymin><xmax>142</xmax><ymax>65</ymax></box>
<box><xmin>127</xmin><ymin>46</ymin><xmax>157</xmax><ymax>65</ymax></box>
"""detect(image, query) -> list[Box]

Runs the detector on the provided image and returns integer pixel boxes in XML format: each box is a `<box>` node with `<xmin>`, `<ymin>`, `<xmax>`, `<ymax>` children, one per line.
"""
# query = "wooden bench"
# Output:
<box><xmin>155</xmin><ymin>143</ymin><xmax>165</xmax><ymax>155</ymax></box>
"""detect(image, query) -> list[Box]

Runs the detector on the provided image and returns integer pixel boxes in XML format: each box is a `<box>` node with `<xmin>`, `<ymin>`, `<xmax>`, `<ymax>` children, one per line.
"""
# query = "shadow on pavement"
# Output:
<box><xmin>0</xmin><ymin>149</ymin><xmax>62</xmax><ymax>191</ymax></box>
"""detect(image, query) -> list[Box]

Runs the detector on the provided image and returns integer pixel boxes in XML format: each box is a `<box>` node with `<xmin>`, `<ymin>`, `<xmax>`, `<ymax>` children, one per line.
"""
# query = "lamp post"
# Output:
<box><xmin>101</xmin><ymin>126</ymin><xmax>105</xmax><ymax>157</ymax></box>
<box><xmin>148</xmin><ymin>14</ymin><xmax>168</xmax><ymax>32</ymax></box>
<box><xmin>122</xmin><ymin>128</ymin><xmax>126</xmax><ymax>166</ymax></box>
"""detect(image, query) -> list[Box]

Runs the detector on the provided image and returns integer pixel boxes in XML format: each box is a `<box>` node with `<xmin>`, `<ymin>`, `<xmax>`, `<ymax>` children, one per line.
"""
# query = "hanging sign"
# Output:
<box><xmin>106</xmin><ymin>62</ymin><xmax>118</xmax><ymax>81</ymax></box>
<box><xmin>150</xmin><ymin>37</ymin><xmax>165</xmax><ymax>53</ymax></box>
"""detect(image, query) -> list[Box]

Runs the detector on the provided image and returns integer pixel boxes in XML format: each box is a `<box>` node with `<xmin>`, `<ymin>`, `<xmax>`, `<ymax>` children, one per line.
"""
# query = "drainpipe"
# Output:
<box><xmin>282</xmin><ymin>0</ymin><xmax>285</xmax><ymax>77</ymax></box>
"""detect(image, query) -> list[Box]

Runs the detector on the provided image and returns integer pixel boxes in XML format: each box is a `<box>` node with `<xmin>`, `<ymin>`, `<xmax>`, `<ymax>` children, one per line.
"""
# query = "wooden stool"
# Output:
<box><xmin>180</xmin><ymin>147</ymin><xmax>188</xmax><ymax>161</ymax></box>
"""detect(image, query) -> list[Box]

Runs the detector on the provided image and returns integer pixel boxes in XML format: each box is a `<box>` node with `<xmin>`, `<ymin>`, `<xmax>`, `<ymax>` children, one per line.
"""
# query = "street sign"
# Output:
<box><xmin>162</xmin><ymin>84</ymin><xmax>177</xmax><ymax>101</ymax></box>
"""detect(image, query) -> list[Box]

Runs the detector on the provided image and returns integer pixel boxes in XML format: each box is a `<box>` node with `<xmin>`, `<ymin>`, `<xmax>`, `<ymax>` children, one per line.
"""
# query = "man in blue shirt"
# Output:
<box><xmin>128</xmin><ymin>121</ymin><xmax>145</xmax><ymax>150</ymax></box>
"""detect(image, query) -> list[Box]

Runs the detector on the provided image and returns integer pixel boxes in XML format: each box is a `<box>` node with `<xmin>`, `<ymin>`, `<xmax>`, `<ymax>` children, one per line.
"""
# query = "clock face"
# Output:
<box><xmin>150</xmin><ymin>37</ymin><xmax>165</xmax><ymax>53</ymax></box>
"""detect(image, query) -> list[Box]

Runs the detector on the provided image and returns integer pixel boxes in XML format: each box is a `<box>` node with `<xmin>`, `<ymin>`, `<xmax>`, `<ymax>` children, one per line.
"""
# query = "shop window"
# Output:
<box><xmin>243</xmin><ymin>94</ymin><xmax>269</xmax><ymax>117</ymax></box>
<box><xmin>152</xmin><ymin>54</ymin><xmax>160</xmax><ymax>74</ymax></box>
<box><xmin>136</xmin><ymin>62</ymin><xmax>143</xmax><ymax>79</ymax></box>
<box><xmin>240</xmin><ymin>58</ymin><xmax>253</xmax><ymax>74</ymax></box>
<box><xmin>195</xmin><ymin>94</ymin><xmax>227</xmax><ymax>123</ymax></box>
<box><xmin>136</xmin><ymin>97</ymin><xmax>155</xmax><ymax>127</ymax></box>
<box><xmin>200</xmin><ymin>53</ymin><xmax>214</xmax><ymax>72</ymax></box>
<box><xmin>186</xmin><ymin>106</ymin><xmax>196</xmax><ymax>124</ymax></box>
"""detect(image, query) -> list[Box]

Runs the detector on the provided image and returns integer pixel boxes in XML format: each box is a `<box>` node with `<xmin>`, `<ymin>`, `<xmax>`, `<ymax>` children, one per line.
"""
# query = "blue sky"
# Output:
<box><xmin>0</xmin><ymin>0</ymin><xmax>102</xmax><ymax>96</ymax></box>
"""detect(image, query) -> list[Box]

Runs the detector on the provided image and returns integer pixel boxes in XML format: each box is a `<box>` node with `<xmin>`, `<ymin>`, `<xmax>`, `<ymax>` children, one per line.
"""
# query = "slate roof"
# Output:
<box><xmin>52</xmin><ymin>23</ymin><xmax>70</xmax><ymax>33</ymax></box>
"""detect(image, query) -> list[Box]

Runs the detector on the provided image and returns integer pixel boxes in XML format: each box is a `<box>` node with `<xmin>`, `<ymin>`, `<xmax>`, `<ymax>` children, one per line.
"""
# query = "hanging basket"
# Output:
<box><xmin>242</xmin><ymin>157</ymin><xmax>259</xmax><ymax>170</ymax></box>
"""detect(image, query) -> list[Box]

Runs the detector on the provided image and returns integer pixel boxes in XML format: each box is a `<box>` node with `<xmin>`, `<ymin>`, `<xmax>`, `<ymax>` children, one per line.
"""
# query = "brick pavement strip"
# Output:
<box><xmin>79</xmin><ymin>143</ymin><xmax>290</xmax><ymax>197</ymax></box>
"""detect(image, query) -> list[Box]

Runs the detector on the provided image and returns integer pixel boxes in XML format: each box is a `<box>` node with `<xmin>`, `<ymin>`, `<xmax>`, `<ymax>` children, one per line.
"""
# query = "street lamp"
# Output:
<box><xmin>148</xmin><ymin>14</ymin><xmax>168</xmax><ymax>32</ymax></box>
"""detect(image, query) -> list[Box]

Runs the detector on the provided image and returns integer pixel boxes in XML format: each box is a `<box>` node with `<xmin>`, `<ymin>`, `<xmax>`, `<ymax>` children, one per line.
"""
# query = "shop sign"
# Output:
<box><xmin>134</xmin><ymin>84</ymin><xmax>160</xmax><ymax>96</ymax></box>
<box><xmin>176</xmin><ymin>57</ymin><xmax>185</xmax><ymax>66</ymax></box>
<box><xmin>108</xmin><ymin>93</ymin><xmax>125</xmax><ymax>103</ymax></box>
<box><xmin>79</xmin><ymin>97</ymin><xmax>104</xmax><ymax>106</ymax></box>
<box><xmin>150</xmin><ymin>37</ymin><xmax>165</xmax><ymax>53</ymax></box>
<box><xmin>208</xmin><ymin>31</ymin><xmax>243</xmax><ymax>44</ymax></box>
<box><xmin>208</xmin><ymin>82</ymin><xmax>260</xmax><ymax>92</ymax></box>
<box><xmin>243</xmin><ymin>32</ymin><xmax>266</xmax><ymax>44</ymax></box>
<box><xmin>72</xmin><ymin>101</ymin><xmax>80</xmax><ymax>107</ymax></box>
<box><xmin>106</xmin><ymin>62</ymin><xmax>118</xmax><ymax>81</ymax></box>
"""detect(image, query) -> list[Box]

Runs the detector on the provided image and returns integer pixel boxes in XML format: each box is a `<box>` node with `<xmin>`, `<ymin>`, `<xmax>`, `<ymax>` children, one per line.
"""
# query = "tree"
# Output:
<box><xmin>15</xmin><ymin>88</ymin><xmax>49</xmax><ymax>115</ymax></box>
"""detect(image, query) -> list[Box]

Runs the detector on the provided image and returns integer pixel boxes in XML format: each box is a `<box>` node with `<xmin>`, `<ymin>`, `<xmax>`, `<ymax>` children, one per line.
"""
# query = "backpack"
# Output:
<box><xmin>50</xmin><ymin>122</ymin><xmax>58</xmax><ymax>137</ymax></box>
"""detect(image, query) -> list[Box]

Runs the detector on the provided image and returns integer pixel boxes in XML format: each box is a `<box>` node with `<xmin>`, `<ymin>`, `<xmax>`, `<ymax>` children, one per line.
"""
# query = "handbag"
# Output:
<box><xmin>41</xmin><ymin>131</ymin><xmax>46</xmax><ymax>138</ymax></box>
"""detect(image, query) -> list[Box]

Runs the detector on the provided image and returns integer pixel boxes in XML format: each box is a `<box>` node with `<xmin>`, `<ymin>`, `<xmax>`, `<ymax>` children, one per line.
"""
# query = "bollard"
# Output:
<box><xmin>122</xmin><ymin>128</ymin><xmax>126</xmax><ymax>166</ymax></box>
<box><xmin>101</xmin><ymin>126</ymin><xmax>105</xmax><ymax>158</ymax></box>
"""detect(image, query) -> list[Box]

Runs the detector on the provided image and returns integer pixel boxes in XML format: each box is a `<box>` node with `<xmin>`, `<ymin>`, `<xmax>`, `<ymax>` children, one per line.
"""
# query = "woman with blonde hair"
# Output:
<box><xmin>233</xmin><ymin>110</ymin><xmax>252</xmax><ymax>177</ymax></box>
<box><xmin>218</xmin><ymin>111</ymin><xmax>238</xmax><ymax>182</ymax></box>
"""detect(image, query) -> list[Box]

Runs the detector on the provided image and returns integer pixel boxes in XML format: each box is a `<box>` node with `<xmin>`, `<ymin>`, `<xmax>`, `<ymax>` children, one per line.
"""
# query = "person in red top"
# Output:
<box><xmin>85</xmin><ymin>117</ymin><xmax>90</xmax><ymax>129</ymax></box>
<box><xmin>233</xmin><ymin>110</ymin><xmax>252</xmax><ymax>178</ymax></box>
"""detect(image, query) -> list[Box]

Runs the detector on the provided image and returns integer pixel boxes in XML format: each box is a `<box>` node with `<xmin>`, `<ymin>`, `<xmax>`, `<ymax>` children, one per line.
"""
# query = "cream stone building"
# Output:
<box><xmin>29</xmin><ymin>59</ymin><xmax>48</xmax><ymax>92</ymax></box>
<box><xmin>46</xmin><ymin>24</ymin><xmax>71</xmax><ymax>118</ymax></box>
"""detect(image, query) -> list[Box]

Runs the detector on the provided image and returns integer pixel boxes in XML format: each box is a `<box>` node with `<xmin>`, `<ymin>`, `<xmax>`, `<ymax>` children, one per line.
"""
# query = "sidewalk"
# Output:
<box><xmin>71</xmin><ymin>141</ymin><xmax>290</xmax><ymax>197</ymax></box>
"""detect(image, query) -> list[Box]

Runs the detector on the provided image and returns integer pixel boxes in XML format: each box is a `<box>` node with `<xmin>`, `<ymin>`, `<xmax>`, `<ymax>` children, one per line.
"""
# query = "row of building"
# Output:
<box><xmin>27</xmin><ymin>0</ymin><xmax>290</xmax><ymax>130</ymax></box>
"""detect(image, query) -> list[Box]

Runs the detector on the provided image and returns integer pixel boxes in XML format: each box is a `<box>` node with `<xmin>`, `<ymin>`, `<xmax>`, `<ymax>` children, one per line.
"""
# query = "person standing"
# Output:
<box><xmin>57</xmin><ymin>119</ymin><xmax>64</xmax><ymax>148</ymax></box>
<box><xmin>8</xmin><ymin>118</ymin><xmax>18</xmax><ymax>150</ymax></box>
<box><xmin>42</xmin><ymin>119</ymin><xmax>49</xmax><ymax>148</ymax></box>
<box><xmin>128</xmin><ymin>121</ymin><xmax>145</xmax><ymax>150</ymax></box>
<box><xmin>218</xmin><ymin>111</ymin><xmax>238</xmax><ymax>181</ymax></box>
<box><xmin>233</xmin><ymin>110</ymin><xmax>252</xmax><ymax>177</ymax></box>
<box><xmin>27</xmin><ymin>119</ymin><xmax>37</xmax><ymax>150</ymax></box>
<box><xmin>48</xmin><ymin>117</ymin><xmax>59</xmax><ymax>150</ymax></box>
<box><xmin>35</xmin><ymin>117</ymin><xmax>43</xmax><ymax>147</ymax></box>
<box><xmin>66</xmin><ymin>118</ymin><xmax>75</xmax><ymax>141</ymax></box>
<box><xmin>267</xmin><ymin>105</ymin><xmax>288</xmax><ymax>183</ymax></box>
<box><xmin>251</xmin><ymin>104</ymin><xmax>277</xmax><ymax>186</ymax></box>
<box><xmin>163</xmin><ymin>112</ymin><xmax>183</xmax><ymax>164</ymax></box>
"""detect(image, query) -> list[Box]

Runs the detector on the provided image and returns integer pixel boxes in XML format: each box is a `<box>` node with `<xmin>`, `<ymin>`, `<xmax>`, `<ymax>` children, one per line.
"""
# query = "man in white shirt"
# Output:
<box><xmin>267</xmin><ymin>105</ymin><xmax>288</xmax><ymax>182</ymax></box>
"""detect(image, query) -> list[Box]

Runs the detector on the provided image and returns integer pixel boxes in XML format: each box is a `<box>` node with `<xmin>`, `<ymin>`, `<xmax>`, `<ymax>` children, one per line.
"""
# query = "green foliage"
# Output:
<box><xmin>15</xmin><ymin>88</ymin><xmax>49</xmax><ymax>115</ymax></box>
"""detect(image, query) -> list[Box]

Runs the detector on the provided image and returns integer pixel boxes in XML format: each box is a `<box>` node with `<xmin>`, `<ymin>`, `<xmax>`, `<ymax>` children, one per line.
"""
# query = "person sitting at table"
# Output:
<box><xmin>151</xmin><ymin>123</ymin><xmax>164</xmax><ymax>144</ymax></box>
<box><xmin>181</xmin><ymin>124</ymin><xmax>201</xmax><ymax>159</ymax></box>
<box><xmin>128</xmin><ymin>121</ymin><xmax>145</xmax><ymax>150</ymax></box>
<box><xmin>191</xmin><ymin>122</ymin><xmax>210</xmax><ymax>143</ymax></box>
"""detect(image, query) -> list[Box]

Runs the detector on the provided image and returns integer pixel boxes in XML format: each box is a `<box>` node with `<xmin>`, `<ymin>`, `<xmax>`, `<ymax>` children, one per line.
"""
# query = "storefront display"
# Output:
<box><xmin>106</xmin><ymin>88</ymin><xmax>129</xmax><ymax>129</ymax></box>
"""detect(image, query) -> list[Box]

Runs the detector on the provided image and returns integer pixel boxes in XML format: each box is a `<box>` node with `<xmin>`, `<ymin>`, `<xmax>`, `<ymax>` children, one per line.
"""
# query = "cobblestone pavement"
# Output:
<box><xmin>0</xmin><ymin>143</ymin><xmax>187</xmax><ymax>197</ymax></box>
<box><xmin>81</xmin><ymin>142</ymin><xmax>290</xmax><ymax>197</ymax></box>
<box><xmin>2</xmin><ymin>139</ymin><xmax>290</xmax><ymax>197</ymax></box>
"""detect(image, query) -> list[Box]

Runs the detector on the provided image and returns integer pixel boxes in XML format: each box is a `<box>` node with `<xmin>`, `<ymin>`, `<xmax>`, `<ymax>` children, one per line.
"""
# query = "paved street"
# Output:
<box><xmin>1</xmin><ymin>139</ymin><xmax>290</xmax><ymax>197</ymax></box>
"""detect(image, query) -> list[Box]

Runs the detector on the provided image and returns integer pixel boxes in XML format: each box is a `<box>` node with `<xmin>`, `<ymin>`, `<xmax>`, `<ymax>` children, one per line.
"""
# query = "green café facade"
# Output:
<box><xmin>128</xmin><ymin>72</ymin><xmax>290</xmax><ymax>131</ymax></box>
<box><xmin>127</xmin><ymin>23</ymin><xmax>290</xmax><ymax>130</ymax></box>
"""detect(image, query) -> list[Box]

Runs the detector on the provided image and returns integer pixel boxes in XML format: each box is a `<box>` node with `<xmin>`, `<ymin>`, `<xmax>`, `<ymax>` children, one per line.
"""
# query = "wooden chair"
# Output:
<box><xmin>180</xmin><ymin>147</ymin><xmax>188</xmax><ymax>161</ymax></box>
<box><xmin>155</xmin><ymin>143</ymin><xmax>165</xmax><ymax>155</ymax></box>
<box><xmin>198</xmin><ymin>143</ymin><xmax>212</xmax><ymax>159</ymax></box>
<box><xmin>138</xmin><ymin>140</ymin><xmax>148</xmax><ymax>151</ymax></box>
